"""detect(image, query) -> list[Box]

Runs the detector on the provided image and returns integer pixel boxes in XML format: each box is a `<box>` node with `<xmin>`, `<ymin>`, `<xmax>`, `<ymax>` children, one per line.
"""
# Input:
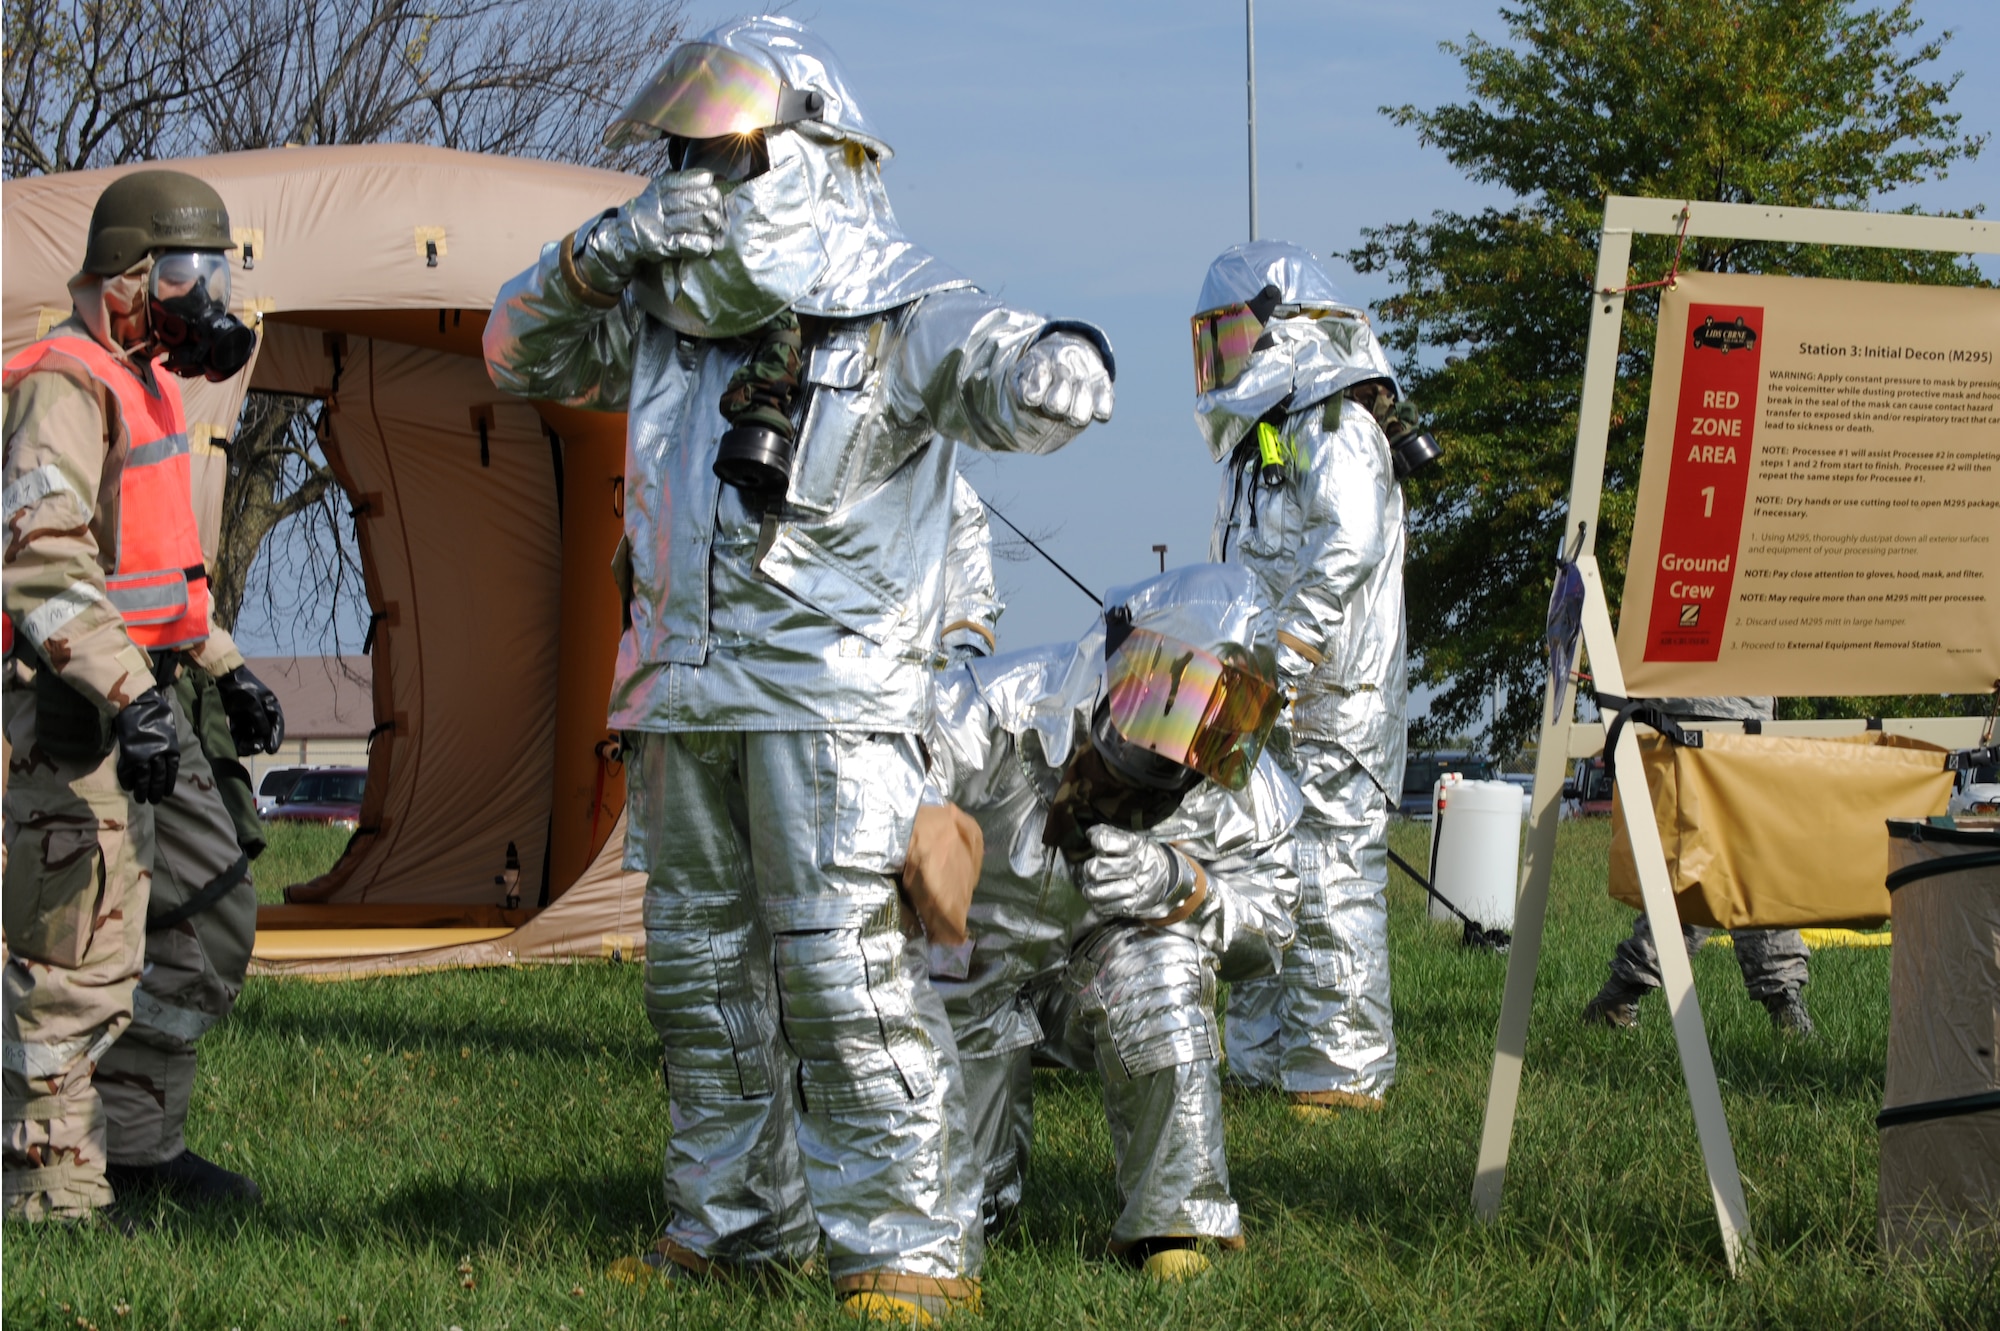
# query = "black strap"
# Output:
<box><xmin>1885</xmin><ymin>849</ymin><xmax>2000</xmax><ymax>892</ymax></box>
<box><xmin>210</xmin><ymin>755</ymin><xmax>253</xmax><ymax>792</ymax></box>
<box><xmin>1944</xmin><ymin>745</ymin><xmax>1998</xmax><ymax>774</ymax></box>
<box><xmin>149</xmin><ymin>852</ymin><xmax>250</xmax><ymax>932</ymax></box>
<box><xmin>1385</xmin><ymin>846</ymin><xmax>1511</xmax><ymax>950</ymax></box>
<box><xmin>1597</xmin><ymin>694</ymin><xmax>1703</xmax><ymax>789</ymax></box>
<box><xmin>1877</xmin><ymin>1089</ymin><xmax>2000</xmax><ymax>1131</ymax></box>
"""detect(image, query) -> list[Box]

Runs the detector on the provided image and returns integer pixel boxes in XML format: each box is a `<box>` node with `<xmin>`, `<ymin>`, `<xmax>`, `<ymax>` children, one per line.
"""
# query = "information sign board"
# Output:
<box><xmin>1620</xmin><ymin>271</ymin><xmax>2000</xmax><ymax>695</ymax></box>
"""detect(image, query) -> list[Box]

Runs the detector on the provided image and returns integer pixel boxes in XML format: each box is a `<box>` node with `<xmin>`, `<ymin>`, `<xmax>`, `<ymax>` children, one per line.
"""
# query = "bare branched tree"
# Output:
<box><xmin>5</xmin><ymin>0</ymin><xmax>685</xmax><ymax>651</ymax></box>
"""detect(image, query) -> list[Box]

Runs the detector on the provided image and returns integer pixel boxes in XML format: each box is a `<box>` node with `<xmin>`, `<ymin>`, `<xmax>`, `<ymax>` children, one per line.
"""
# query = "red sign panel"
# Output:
<box><xmin>1640</xmin><ymin>303</ymin><xmax>1765</xmax><ymax>661</ymax></box>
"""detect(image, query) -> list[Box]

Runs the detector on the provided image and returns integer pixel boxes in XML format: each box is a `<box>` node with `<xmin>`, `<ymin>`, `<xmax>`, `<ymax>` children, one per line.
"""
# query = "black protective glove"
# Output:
<box><xmin>217</xmin><ymin>664</ymin><xmax>285</xmax><ymax>756</ymax></box>
<box><xmin>113</xmin><ymin>688</ymin><xmax>180</xmax><ymax>804</ymax></box>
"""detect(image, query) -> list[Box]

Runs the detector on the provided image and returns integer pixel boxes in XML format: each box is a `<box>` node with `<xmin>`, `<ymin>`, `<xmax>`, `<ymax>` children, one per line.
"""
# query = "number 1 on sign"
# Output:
<box><xmin>1701</xmin><ymin>485</ymin><xmax>1715</xmax><ymax>518</ymax></box>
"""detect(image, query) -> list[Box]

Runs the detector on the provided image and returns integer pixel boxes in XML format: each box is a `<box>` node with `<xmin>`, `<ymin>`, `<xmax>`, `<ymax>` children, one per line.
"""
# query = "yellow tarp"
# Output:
<box><xmin>253</xmin><ymin>928</ymin><xmax>513</xmax><ymax>961</ymax></box>
<box><xmin>1704</xmin><ymin>929</ymin><xmax>1893</xmax><ymax>949</ymax></box>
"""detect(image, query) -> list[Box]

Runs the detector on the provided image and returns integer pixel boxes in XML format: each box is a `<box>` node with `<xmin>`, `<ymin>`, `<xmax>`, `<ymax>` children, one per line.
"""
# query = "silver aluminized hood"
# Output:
<box><xmin>965</xmin><ymin>563</ymin><xmax>1270</xmax><ymax>768</ymax></box>
<box><xmin>619</xmin><ymin>16</ymin><xmax>974</xmax><ymax>327</ymax></box>
<box><xmin>1191</xmin><ymin>240</ymin><xmax>1397</xmax><ymax>461</ymax></box>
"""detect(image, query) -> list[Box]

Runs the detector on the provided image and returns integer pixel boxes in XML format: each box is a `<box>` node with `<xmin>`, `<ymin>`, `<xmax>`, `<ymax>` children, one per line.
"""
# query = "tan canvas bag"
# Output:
<box><xmin>1609</xmin><ymin>729</ymin><xmax>1954</xmax><ymax>929</ymax></box>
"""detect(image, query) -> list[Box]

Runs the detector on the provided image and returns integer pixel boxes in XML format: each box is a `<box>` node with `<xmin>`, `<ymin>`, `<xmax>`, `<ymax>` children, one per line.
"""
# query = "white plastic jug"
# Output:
<box><xmin>1426</xmin><ymin>775</ymin><xmax>1523</xmax><ymax>930</ymax></box>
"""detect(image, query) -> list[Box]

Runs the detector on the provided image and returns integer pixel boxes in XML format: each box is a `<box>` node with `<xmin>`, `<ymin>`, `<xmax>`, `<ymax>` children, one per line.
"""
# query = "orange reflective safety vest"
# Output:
<box><xmin>5</xmin><ymin>334</ymin><xmax>210</xmax><ymax>649</ymax></box>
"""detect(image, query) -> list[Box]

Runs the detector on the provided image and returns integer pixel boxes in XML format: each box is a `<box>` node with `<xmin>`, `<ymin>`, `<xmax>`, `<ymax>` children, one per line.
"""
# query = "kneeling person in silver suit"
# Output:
<box><xmin>921</xmin><ymin>564</ymin><xmax>1300</xmax><ymax>1281</ymax></box>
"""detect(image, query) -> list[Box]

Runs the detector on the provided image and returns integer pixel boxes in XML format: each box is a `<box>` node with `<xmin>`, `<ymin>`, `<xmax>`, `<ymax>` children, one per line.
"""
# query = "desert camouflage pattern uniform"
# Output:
<box><xmin>3</xmin><ymin>311</ymin><xmax>257</xmax><ymax>1219</ymax></box>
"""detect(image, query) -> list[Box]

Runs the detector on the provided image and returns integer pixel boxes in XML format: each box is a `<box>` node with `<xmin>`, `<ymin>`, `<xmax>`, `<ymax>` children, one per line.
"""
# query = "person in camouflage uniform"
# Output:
<box><xmin>3</xmin><ymin>169</ymin><xmax>284</xmax><ymax>1223</ymax></box>
<box><xmin>1580</xmin><ymin>696</ymin><xmax>1814</xmax><ymax>1035</ymax></box>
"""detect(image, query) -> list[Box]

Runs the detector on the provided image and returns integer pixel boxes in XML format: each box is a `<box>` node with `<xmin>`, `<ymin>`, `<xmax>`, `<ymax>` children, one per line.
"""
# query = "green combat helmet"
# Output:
<box><xmin>84</xmin><ymin>169</ymin><xmax>234</xmax><ymax>275</ymax></box>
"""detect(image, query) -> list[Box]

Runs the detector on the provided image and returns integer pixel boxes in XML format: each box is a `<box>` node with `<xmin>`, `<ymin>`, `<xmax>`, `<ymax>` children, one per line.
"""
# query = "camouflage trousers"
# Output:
<box><xmin>1608</xmin><ymin>913</ymin><xmax>1810</xmax><ymax>1002</ymax></box>
<box><xmin>2</xmin><ymin>678</ymin><xmax>254</xmax><ymax>1219</ymax></box>
<box><xmin>1225</xmin><ymin>734</ymin><xmax>1397</xmax><ymax>1101</ymax></box>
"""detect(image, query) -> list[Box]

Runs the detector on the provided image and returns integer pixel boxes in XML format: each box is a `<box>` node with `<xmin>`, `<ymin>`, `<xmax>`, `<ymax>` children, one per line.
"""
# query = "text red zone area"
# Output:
<box><xmin>1643</xmin><ymin>303</ymin><xmax>1765</xmax><ymax>662</ymax></box>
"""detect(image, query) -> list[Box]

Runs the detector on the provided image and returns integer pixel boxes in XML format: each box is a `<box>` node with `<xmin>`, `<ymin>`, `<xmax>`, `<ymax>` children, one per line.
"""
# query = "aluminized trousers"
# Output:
<box><xmin>625</xmin><ymin>729</ymin><xmax>982</xmax><ymax>1281</ymax></box>
<box><xmin>3</xmin><ymin>684</ymin><xmax>252</xmax><ymax>1219</ymax></box>
<box><xmin>1609</xmin><ymin>914</ymin><xmax>1810</xmax><ymax>1002</ymax></box>
<box><xmin>1225</xmin><ymin>735</ymin><xmax>1396</xmax><ymax>1101</ymax></box>
<box><xmin>964</xmin><ymin>925</ymin><xmax>1238</xmax><ymax>1248</ymax></box>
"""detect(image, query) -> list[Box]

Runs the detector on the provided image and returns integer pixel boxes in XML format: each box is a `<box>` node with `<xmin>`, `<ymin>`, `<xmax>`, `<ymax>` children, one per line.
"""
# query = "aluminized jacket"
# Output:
<box><xmin>926</xmin><ymin>642</ymin><xmax>1302</xmax><ymax>1058</ymax></box>
<box><xmin>484</xmin><ymin>251</ymin><xmax>1093</xmax><ymax>735</ymax></box>
<box><xmin>1198</xmin><ymin>240</ymin><xmax>1407</xmax><ymax>794</ymax></box>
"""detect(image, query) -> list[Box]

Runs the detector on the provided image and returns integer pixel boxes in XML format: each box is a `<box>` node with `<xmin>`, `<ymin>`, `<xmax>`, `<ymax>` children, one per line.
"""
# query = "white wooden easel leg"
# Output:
<box><xmin>1471</xmin><ymin>682</ymin><xmax>1573</xmax><ymax>1220</ymax></box>
<box><xmin>1573</xmin><ymin>548</ymin><xmax>1755</xmax><ymax>1274</ymax></box>
<box><xmin>1613</xmin><ymin>720</ymin><xmax>1753</xmax><ymax>1273</ymax></box>
<box><xmin>1471</xmin><ymin>222</ymin><xmax>1634</xmax><ymax>1226</ymax></box>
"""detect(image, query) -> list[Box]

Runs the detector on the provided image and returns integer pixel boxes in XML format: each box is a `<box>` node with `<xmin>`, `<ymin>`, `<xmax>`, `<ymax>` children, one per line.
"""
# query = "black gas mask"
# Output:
<box><xmin>1041</xmin><ymin>703</ymin><xmax>1200</xmax><ymax>863</ymax></box>
<box><xmin>148</xmin><ymin>250</ymin><xmax>256</xmax><ymax>381</ymax></box>
<box><xmin>1351</xmin><ymin>378</ymin><xmax>1441</xmax><ymax>480</ymax></box>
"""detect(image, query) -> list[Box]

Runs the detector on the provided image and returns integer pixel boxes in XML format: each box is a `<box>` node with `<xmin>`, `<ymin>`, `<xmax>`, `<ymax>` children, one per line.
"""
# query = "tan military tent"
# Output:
<box><xmin>3</xmin><ymin>145</ymin><xmax>651</xmax><ymax>977</ymax></box>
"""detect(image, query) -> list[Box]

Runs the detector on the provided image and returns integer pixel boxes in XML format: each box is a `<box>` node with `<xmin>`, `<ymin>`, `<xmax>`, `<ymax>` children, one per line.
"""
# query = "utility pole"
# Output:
<box><xmin>1152</xmin><ymin>543</ymin><xmax>1168</xmax><ymax>573</ymax></box>
<box><xmin>1246</xmin><ymin>0</ymin><xmax>1259</xmax><ymax>241</ymax></box>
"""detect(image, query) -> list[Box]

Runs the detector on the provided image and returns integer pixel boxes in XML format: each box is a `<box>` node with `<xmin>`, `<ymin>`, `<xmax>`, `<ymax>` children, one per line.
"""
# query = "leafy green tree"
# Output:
<box><xmin>1352</xmin><ymin>0</ymin><xmax>1988</xmax><ymax>753</ymax></box>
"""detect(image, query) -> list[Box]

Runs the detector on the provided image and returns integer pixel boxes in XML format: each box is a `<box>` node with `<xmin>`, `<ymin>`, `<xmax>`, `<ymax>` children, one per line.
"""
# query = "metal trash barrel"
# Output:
<box><xmin>1878</xmin><ymin>818</ymin><xmax>2000</xmax><ymax>1258</ymax></box>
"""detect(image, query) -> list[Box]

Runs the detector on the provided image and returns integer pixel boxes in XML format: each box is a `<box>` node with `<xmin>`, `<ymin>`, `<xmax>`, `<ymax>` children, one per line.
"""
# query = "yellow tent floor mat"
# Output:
<box><xmin>253</xmin><ymin>927</ymin><xmax>514</xmax><ymax>961</ymax></box>
<box><xmin>1704</xmin><ymin>929</ymin><xmax>1892</xmax><ymax>949</ymax></box>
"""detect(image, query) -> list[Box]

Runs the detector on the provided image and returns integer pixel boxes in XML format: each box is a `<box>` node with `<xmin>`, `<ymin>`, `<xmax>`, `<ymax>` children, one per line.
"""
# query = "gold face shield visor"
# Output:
<box><xmin>1104</xmin><ymin>627</ymin><xmax>1281</xmax><ymax>792</ymax></box>
<box><xmin>1189</xmin><ymin>282</ymin><xmax>1349</xmax><ymax>394</ymax></box>
<box><xmin>604</xmin><ymin>42</ymin><xmax>825</xmax><ymax>149</ymax></box>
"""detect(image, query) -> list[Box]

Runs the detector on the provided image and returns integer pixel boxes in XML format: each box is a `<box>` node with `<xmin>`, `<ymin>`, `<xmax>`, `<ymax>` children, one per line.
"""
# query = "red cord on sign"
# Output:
<box><xmin>1599</xmin><ymin>205</ymin><xmax>1691</xmax><ymax>296</ymax></box>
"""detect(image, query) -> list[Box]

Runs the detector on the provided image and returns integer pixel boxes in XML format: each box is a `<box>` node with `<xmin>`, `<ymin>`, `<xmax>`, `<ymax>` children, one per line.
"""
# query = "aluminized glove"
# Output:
<box><xmin>114</xmin><ymin>688</ymin><xmax>180</xmax><ymax>805</ymax></box>
<box><xmin>1074</xmin><ymin>824</ymin><xmax>1198</xmax><ymax>922</ymax></box>
<box><xmin>217</xmin><ymin>664</ymin><xmax>286</xmax><ymax>756</ymax></box>
<box><xmin>573</xmin><ymin>170</ymin><xmax>725</xmax><ymax>293</ymax></box>
<box><xmin>1013</xmin><ymin>333</ymin><xmax>1115</xmax><ymax>428</ymax></box>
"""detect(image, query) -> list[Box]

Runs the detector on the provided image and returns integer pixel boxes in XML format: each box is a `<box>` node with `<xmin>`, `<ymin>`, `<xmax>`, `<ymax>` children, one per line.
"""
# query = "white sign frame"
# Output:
<box><xmin>1473</xmin><ymin>196</ymin><xmax>2000</xmax><ymax>1275</ymax></box>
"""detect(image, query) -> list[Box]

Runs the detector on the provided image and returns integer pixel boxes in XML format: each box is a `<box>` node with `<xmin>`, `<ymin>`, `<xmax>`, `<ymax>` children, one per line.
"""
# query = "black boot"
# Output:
<box><xmin>1580</xmin><ymin>977</ymin><xmax>1647</xmax><ymax>1029</ymax></box>
<box><xmin>107</xmin><ymin>1150</ymin><xmax>262</xmax><ymax>1205</ymax></box>
<box><xmin>1762</xmin><ymin>990</ymin><xmax>1816</xmax><ymax>1037</ymax></box>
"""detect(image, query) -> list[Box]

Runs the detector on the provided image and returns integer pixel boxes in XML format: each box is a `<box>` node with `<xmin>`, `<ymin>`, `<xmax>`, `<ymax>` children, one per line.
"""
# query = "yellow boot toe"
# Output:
<box><xmin>1141</xmin><ymin>1247</ymin><xmax>1213</xmax><ymax>1282</ymax></box>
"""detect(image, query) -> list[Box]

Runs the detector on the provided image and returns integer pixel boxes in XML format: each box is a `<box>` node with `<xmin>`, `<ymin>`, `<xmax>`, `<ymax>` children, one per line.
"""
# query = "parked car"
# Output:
<box><xmin>1400</xmin><ymin>751</ymin><xmax>1494</xmax><ymax>818</ymax></box>
<box><xmin>1497</xmin><ymin>770</ymin><xmax>1537</xmax><ymax>815</ymax></box>
<box><xmin>255</xmin><ymin>766</ymin><xmax>309</xmax><ymax>817</ymax></box>
<box><xmin>1564</xmin><ymin>756</ymin><xmax>1615</xmax><ymax>815</ymax></box>
<box><xmin>1951</xmin><ymin>752</ymin><xmax>1999</xmax><ymax>818</ymax></box>
<box><xmin>262</xmin><ymin>766</ymin><xmax>367</xmax><ymax>828</ymax></box>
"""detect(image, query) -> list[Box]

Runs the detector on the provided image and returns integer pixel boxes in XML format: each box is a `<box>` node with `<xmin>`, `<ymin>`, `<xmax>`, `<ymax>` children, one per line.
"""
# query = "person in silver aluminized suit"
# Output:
<box><xmin>482</xmin><ymin>16</ymin><xmax>1114</xmax><ymax>1321</ymax></box>
<box><xmin>940</xmin><ymin>472</ymin><xmax>1003</xmax><ymax>662</ymax></box>
<box><xmin>1192</xmin><ymin>240</ymin><xmax>1409</xmax><ymax>1117</ymax></box>
<box><xmin>924</xmin><ymin>564</ymin><xmax>1299</xmax><ymax>1282</ymax></box>
<box><xmin>1581</xmin><ymin>696</ymin><xmax>1814</xmax><ymax>1034</ymax></box>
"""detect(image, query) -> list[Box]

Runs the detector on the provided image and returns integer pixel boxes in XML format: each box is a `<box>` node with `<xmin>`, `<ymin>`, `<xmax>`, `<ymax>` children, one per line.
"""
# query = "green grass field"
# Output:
<box><xmin>253</xmin><ymin>822</ymin><xmax>354</xmax><ymax>904</ymax></box>
<box><xmin>6</xmin><ymin>819</ymin><xmax>1994</xmax><ymax>1329</ymax></box>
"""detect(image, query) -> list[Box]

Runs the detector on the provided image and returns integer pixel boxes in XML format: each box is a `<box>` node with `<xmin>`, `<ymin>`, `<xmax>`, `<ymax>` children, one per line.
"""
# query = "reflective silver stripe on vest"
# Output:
<box><xmin>126</xmin><ymin>431</ymin><xmax>190</xmax><ymax>469</ymax></box>
<box><xmin>106</xmin><ymin>571</ymin><xmax>189</xmax><ymax>617</ymax></box>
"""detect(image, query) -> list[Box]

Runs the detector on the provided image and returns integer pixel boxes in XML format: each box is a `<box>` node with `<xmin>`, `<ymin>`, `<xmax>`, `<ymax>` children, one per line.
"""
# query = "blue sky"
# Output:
<box><xmin>238</xmin><ymin>0</ymin><xmax>1998</xmax><ymax>660</ymax></box>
